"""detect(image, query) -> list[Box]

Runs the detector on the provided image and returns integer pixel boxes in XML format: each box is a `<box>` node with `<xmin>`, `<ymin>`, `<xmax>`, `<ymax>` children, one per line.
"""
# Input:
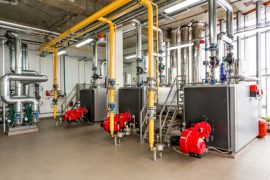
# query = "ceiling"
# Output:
<box><xmin>0</xmin><ymin>0</ymin><xmax>268</xmax><ymax>52</ymax></box>
<box><xmin>0</xmin><ymin>0</ymin><xmax>113</xmax><ymax>32</ymax></box>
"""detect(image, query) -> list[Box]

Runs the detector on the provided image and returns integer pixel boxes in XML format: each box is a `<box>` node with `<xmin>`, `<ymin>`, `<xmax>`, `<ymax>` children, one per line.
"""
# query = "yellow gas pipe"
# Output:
<box><xmin>140</xmin><ymin>0</ymin><xmax>155</xmax><ymax>150</ymax></box>
<box><xmin>38</xmin><ymin>0</ymin><xmax>156</xmax><ymax>147</ymax></box>
<box><xmin>54</xmin><ymin>4</ymin><xmax>140</xmax><ymax>48</ymax></box>
<box><xmin>98</xmin><ymin>17</ymin><xmax>116</xmax><ymax>137</ymax></box>
<box><xmin>38</xmin><ymin>0</ymin><xmax>132</xmax><ymax>51</ymax></box>
<box><xmin>52</xmin><ymin>48</ymin><xmax>59</xmax><ymax>120</ymax></box>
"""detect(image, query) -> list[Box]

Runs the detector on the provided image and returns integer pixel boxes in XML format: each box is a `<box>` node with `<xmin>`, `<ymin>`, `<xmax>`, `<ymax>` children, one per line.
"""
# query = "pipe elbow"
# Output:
<box><xmin>140</xmin><ymin>0</ymin><xmax>152</xmax><ymax>10</ymax></box>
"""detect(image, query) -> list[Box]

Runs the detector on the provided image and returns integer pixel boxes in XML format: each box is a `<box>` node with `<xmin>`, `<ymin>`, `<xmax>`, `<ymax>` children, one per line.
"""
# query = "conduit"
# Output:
<box><xmin>98</xmin><ymin>17</ymin><xmax>116</xmax><ymax>137</ymax></box>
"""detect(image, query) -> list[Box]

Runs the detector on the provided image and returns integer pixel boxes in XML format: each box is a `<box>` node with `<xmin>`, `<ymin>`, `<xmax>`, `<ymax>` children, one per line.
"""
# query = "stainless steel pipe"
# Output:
<box><xmin>1</xmin><ymin>74</ymin><xmax>48</xmax><ymax>112</ymax></box>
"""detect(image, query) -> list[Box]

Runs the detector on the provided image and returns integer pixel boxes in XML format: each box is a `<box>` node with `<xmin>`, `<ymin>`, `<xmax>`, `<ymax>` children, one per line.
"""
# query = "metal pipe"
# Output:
<box><xmin>92</xmin><ymin>40</ymin><xmax>98</xmax><ymax>87</ymax></box>
<box><xmin>226</xmin><ymin>11</ymin><xmax>233</xmax><ymax>38</ymax></box>
<box><xmin>39</xmin><ymin>0</ymin><xmax>132</xmax><ymax>51</ymax></box>
<box><xmin>217</xmin><ymin>0</ymin><xmax>233</xmax><ymax>38</ymax></box>
<box><xmin>9</xmin><ymin>44</ymin><xmax>15</xmax><ymax>72</ymax></box>
<box><xmin>219</xmin><ymin>19</ymin><xmax>225</xmax><ymax>33</ymax></box>
<box><xmin>99</xmin><ymin>61</ymin><xmax>107</xmax><ymax>79</ymax></box>
<box><xmin>208</xmin><ymin>0</ymin><xmax>217</xmax><ymax>52</ymax></box>
<box><xmin>131</xmin><ymin>19</ymin><xmax>143</xmax><ymax>86</ymax></box>
<box><xmin>1</xmin><ymin>37</ymin><xmax>6</xmax><ymax>133</ymax></box>
<box><xmin>0</xmin><ymin>0</ymin><xmax>18</xmax><ymax>5</ymax></box>
<box><xmin>153</xmin><ymin>26</ymin><xmax>165</xmax><ymax>86</ymax></box>
<box><xmin>52</xmin><ymin>48</ymin><xmax>59</xmax><ymax>120</ymax></box>
<box><xmin>191</xmin><ymin>21</ymin><xmax>205</xmax><ymax>83</ymax></box>
<box><xmin>217</xmin><ymin>0</ymin><xmax>233</xmax><ymax>12</ymax></box>
<box><xmin>169</xmin><ymin>29</ymin><xmax>178</xmax><ymax>84</ymax></box>
<box><xmin>0</xmin><ymin>74</ymin><xmax>48</xmax><ymax>112</ymax></box>
<box><xmin>0</xmin><ymin>20</ymin><xmax>59</xmax><ymax>36</ymax></box>
<box><xmin>180</xmin><ymin>25</ymin><xmax>190</xmax><ymax>84</ymax></box>
<box><xmin>14</xmin><ymin>35</ymin><xmax>23</xmax><ymax>113</ymax></box>
<box><xmin>98</xmin><ymin>17</ymin><xmax>116</xmax><ymax>137</ymax></box>
<box><xmin>235</xmin><ymin>11</ymin><xmax>242</xmax><ymax>81</ymax></box>
<box><xmin>256</xmin><ymin>1</ymin><xmax>262</xmax><ymax>117</ymax></box>
<box><xmin>208</xmin><ymin>0</ymin><xmax>219</xmax><ymax>82</ymax></box>
<box><xmin>153</xmin><ymin>26</ymin><xmax>164</xmax><ymax>53</ymax></box>
<box><xmin>140</xmin><ymin>0</ymin><xmax>155</xmax><ymax>150</ymax></box>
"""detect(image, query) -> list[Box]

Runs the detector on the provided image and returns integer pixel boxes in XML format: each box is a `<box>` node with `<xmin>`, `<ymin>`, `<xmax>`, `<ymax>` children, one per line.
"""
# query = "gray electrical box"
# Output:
<box><xmin>80</xmin><ymin>88</ymin><xmax>107</xmax><ymax>122</ymax></box>
<box><xmin>184</xmin><ymin>84</ymin><xmax>258</xmax><ymax>153</ymax></box>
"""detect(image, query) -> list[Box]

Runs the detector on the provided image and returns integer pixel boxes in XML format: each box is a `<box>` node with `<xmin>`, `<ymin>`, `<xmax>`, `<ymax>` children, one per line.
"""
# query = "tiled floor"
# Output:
<box><xmin>0</xmin><ymin>119</ymin><xmax>269</xmax><ymax>180</ymax></box>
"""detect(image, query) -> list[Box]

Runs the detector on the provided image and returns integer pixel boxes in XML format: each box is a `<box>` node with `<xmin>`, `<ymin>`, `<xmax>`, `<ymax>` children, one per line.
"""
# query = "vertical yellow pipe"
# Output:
<box><xmin>141</xmin><ymin>0</ymin><xmax>155</xmax><ymax>149</ymax></box>
<box><xmin>52</xmin><ymin>48</ymin><xmax>59</xmax><ymax>120</ymax></box>
<box><xmin>99</xmin><ymin>17</ymin><xmax>116</xmax><ymax>137</ymax></box>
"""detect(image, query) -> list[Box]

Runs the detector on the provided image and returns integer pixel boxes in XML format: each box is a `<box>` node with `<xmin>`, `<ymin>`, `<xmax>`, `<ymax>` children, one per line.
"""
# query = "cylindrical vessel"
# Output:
<box><xmin>258</xmin><ymin>119</ymin><xmax>268</xmax><ymax>138</ymax></box>
<box><xmin>169</xmin><ymin>29</ymin><xmax>178</xmax><ymax>84</ymax></box>
<box><xmin>191</xmin><ymin>21</ymin><xmax>205</xmax><ymax>83</ymax></box>
<box><xmin>180</xmin><ymin>25</ymin><xmax>190</xmax><ymax>83</ymax></box>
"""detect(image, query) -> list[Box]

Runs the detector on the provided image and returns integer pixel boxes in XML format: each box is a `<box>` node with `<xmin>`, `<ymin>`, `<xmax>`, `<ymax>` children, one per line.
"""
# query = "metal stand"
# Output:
<box><xmin>7</xmin><ymin>124</ymin><xmax>39</xmax><ymax>136</ymax></box>
<box><xmin>114</xmin><ymin>136</ymin><xmax>121</xmax><ymax>146</ymax></box>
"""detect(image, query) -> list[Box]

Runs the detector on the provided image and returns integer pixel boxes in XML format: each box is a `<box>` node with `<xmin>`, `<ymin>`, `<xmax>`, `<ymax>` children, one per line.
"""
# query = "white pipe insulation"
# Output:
<box><xmin>0</xmin><ymin>0</ymin><xmax>18</xmax><ymax>5</ymax></box>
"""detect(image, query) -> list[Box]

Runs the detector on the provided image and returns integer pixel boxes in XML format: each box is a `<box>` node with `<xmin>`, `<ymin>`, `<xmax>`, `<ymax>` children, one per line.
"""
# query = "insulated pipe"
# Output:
<box><xmin>1</xmin><ymin>37</ymin><xmax>6</xmax><ymax>133</ymax></box>
<box><xmin>180</xmin><ymin>25</ymin><xmax>190</xmax><ymax>83</ymax></box>
<box><xmin>132</xmin><ymin>19</ymin><xmax>142</xmax><ymax>60</ymax></box>
<box><xmin>39</xmin><ymin>0</ymin><xmax>132</xmax><ymax>51</ymax></box>
<box><xmin>22</xmin><ymin>43</ymin><xmax>28</xmax><ymax>71</ymax></box>
<box><xmin>14</xmin><ymin>35</ymin><xmax>23</xmax><ymax>112</ymax></box>
<box><xmin>0</xmin><ymin>74</ymin><xmax>48</xmax><ymax>112</ymax></box>
<box><xmin>208</xmin><ymin>0</ymin><xmax>217</xmax><ymax>54</ymax></box>
<box><xmin>153</xmin><ymin>26</ymin><xmax>165</xmax><ymax>86</ymax></box>
<box><xmin>99</xmin><ymin>61</ymin><xmax>107</xmax><ymax>78</ymax></box>
<box><xmin>219</xmin><ymin>19</ymin><xmax>225</xmax><ymax>33</ymax></box>
<box><xmin>98</xmin><ymin>17</ymin><xmax>116</xmax><ymax>137</ymax></box>
<box><xmin>9</xmin><ymin>44</ymin><xmax>15</xmax><ymax>72</ymax></box>
<box><xmin>92</xmin><ymin>40</ymin><xmax>98</xmax><ymax>87</ymax></box>
<box><xmin>132</xmin><ymin>19</ymin><xmax>143</xmax><ymax>86</ymax></box>
<box><xmin>153</xmin><ymin>26</ymin><xmax>164</xmax><ymax>53</ymax></box>
<box><xmin>191</xmin><ymin>22</ymin><xmax>205</xmax><ymax>83</ymax></box>
<box><xmin>235</xmin><ymin>11</ymin><xmax>242</xmax><ymax>81</ymax></box>
<box><xmin>52</xmin><ymin>48</ymin><xmax>59</xmax><ymax>120</ymax></box>
<box><xmin>208</xmin><ymin>0</ymin><xmax>218</xmax><ymax>82</ymax></box>
<box><xmin>140</xmin><ymin>0</ymin><xmax>155</xmax><ymax>150</ymax></box>
<box><xmin>217</xmin><ymin>0</ymin><xmax>233</xmax><ymax>38</ymax></box>
<box><xmin>0</xmin><ymin>0</ymin><xmax>18</xmax><ymax>5</ymax></box>
<box><xmin>226</xmin><ymin>11</ymin><xmax>233</xmax><ymax>38</ymax></box>
<box><xmin>0</xmin><ymin>20</ymin><xmax>59</xmax><ymax>35</ymax></box>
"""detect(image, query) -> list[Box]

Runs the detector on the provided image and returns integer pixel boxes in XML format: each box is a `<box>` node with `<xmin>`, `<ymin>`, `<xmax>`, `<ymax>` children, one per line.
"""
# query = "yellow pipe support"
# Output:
<box><xmin>52</xmin><ymin>48</ymin><xmax>59</xmax><ymax>120</ymax></box>
<box><xmin>99</xmin><ymin>17</ymin><xmax>116</xmax><ymax>137</ymax></box>
<box><xmin>39</xmin><ymin>0</ymin><xmax>132</xmax><ymax>51</ymax></box>
<box><xmin>140</xmin><ymin>0</ymin><xmax>155</xmax><ymax>150</ymax></box>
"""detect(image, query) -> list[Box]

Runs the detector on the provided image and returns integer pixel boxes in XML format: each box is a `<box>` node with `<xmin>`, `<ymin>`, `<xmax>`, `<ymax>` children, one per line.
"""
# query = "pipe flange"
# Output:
<box><xmin>108</xmin><ymin>79</ymin><xmax>116</xmax><ymax>89</ymax></box>
<box><xmin>108</xmin><ymin>102</ymin><xmax>116</xmax><ymax>112</ymax></box>
<box><xmin>52</xmin><ymin>98</ymin><xmax>58</xmax><ymax>105</ymax></box>
<box><xmin>147</xmin><ymin>77</ymin><xmax>156</xmax><ymax>91</ymax></box>
<box><xmin>53</xmin><ymin>84</ymin><xmax>58</xmax><ymax>90</ymax></box>
<box><xmin>147</xmin><ymin>107</ymin><xmax>156</xmax><ymax>120</ymax></box>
